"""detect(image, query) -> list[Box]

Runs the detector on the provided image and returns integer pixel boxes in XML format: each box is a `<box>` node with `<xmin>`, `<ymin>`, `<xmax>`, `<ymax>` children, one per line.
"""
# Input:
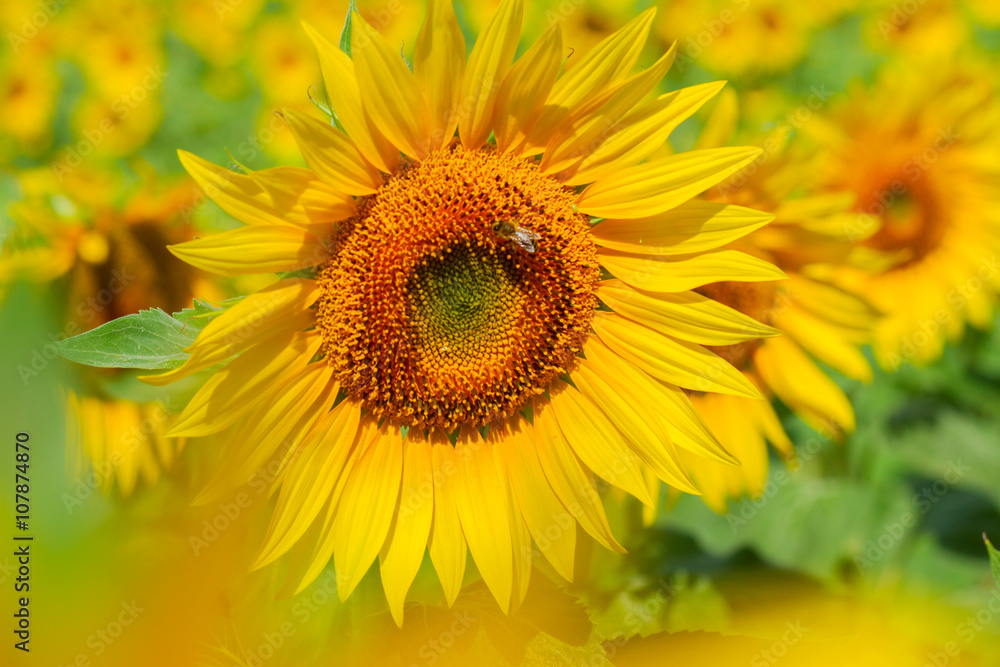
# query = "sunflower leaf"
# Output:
<box><xmin>986</xmin><ymin>534</ymin><xmax>1000</xmax><ymax>587</ymax></box>
<box><xmin>55</xmin><ymin>308</ymin><xmax>199</xmax><ymax>370</ymax></box>
<box><xmin>339</xmin><ymin>0</ymin><xmax>358</xmax><ymax>57</ymax></box>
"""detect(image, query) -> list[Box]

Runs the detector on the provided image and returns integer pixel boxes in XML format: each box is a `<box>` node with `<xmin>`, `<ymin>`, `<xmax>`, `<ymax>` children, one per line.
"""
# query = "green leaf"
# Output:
<box><xmin>174</xmin><ymin>297</ymin><xmax>244</xmax><ymax>329</ymax></box>
<box><xmin>55</xmin><ymin>308</ymin><xmax>199</xmax><ymax>370</ymax></box>
<box><xmin>986</xmin><ymin>534</ymin><xmax>1000</xmax><ymax>587</ymax></box>
<box><xmin>339</xmin><ymin>0</ymin><xmax>358</xmax><ymax>57</ymax></box>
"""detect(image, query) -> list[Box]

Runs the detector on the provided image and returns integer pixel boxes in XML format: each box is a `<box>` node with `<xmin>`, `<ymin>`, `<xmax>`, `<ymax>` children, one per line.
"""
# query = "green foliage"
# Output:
<box><xmin>339</xmin><ymin>0</ymin><xmax>358</xmax><ymax>57</ymax></box>
<box><xmin>986</xmin><ymin>535</ymin><xmax>1000</xmax><ymax>588</ymax></box>
<box><xmin>55</xmin><ymin>298</ymin><xmax>238</xmax><ymax>370</ymax></box>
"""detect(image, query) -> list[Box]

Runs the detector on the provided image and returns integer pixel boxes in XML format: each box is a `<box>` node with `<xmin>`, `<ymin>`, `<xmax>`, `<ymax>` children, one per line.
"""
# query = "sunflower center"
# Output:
<box><xmin>859</xmin><ymin>178</ymin><xmax>947</xmax><ymax>267</ymax></box>
<box><xmin>696</xmin><ymin>279</ymin><xmax>778</xmax><ymax>369</ymax></box>
<box><xmin>316</xmin><ymin>146</ymin><xmax>599</xmax><ymax>430</ymax></box>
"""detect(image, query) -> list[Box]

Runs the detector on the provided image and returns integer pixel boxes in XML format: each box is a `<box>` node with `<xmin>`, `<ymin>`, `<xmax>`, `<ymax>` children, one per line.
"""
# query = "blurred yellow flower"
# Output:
<box><xmin>815</xmin><ymin>59</ymin><xmax>1000</xmax><ymax>369</ymax></box>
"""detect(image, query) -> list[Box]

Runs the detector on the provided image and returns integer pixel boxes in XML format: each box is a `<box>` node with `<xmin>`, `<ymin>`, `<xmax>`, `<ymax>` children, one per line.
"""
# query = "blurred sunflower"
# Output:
<box><xmin>814</xmin><ymin>60</ymin><xmax>1000</xmax><ymax>370</ymax></box>
<box><xmin>4</xmin><ymin>166</ymin><xmax>215</xmax><ymax>496</ymax></box>
<box><xmin>655</xmin><ymin>93</ymin><xmax>879</xmax><ymax>513</ymax></box>
<box><xmin>655</xmin><ymin>0</ymin><xmax>816</xmax><ymax>79</ymax></box>
<box><xmin>153</xmin><ymin>1</ymin><xmax>785</xmax><ymax>624</ymax></box>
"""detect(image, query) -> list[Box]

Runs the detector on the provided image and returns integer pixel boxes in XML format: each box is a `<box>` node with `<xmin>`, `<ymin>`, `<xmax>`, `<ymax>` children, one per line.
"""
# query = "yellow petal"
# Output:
<box><xmin>193</xmin><ymin>362</ymin><xmax>336</xmax><ymax>506</ymax></box>
<box><xmin>499</xmin><ymin>422</ymin><xmax>576</xmax><ymax>581</ymax></box>
<box><xmin>493</xmin><ymin>24</ymin><xmax>561</xmax><ymax>153</ymax></box>
<box><xmin>754</xmin><ymin>336</ymin><xmax>856</xmax><ymax>432</ymax></box>
<box><xmin>166</xmin><ymin>330</ymin><xmax>322</xmax><ymax>437</ymax></box>
<box><xmin>247</xmin><ymin>166</ymin><xmax>355</xmax><ymax>230</ymax></box>
<box><xmin>541</xmin><ymin>45</ymin><xmax>676</xmax><ymax>175</ymax></box>
<box><xmin>177</xmin><ymin>150</ymin><xmax>292</xmax><ymax>227</ymax></box>
<box><xmin>592</xmin><ymin>311</ymin><xmax>763</xmax><ymax>399</ymax></box>
<box><xmin>583</xmin><ymin>338</ymin><xmax>736</xmax><ymax>465</ymax></box>
<box><xmin>380</xmin><ymin>433</ymin><xmax>435</xmax><ymax>626</ymax></box>
<box><xmin>427</xmin><ymin>432</ymin><xmax>467</xmax><ymax>606</ymax></box>
<box><xmin>532</xmin><ymin>398</ymin><xmax>624</xmax><ymax>553</ymax></box>
<box><xmin>520</xmin><ymin>9</ymin><xmax>656</xmax><ymax>152</ymax></box>
<box><xmin>775</xmin><ymin>306</ymin><xmax>873</xmax><ymax>383</ymax></box>
<box><xmin>141</xmin><ymin>279</ymin><xmax>319</xmax><ymax>386</ymax></box>
<box><xmin>301</xmin><ymin>21</ymin><xmax>399</xmax><ymax>173</ymax></box>
<box><xmin>573</xmin><ymin>360</ymin><xmax>700</xmax><ymax>495</ymax></box>
<box><xmin>577</xmin><ymin>147</ymin><xmax>762</xmax><ymax>219</ymax></box>
<box><xmin>598</xmin><ymin>279</ymin><xmax>779</xmax><ymax>346</ymax></box>
<box><xmin>351</xmin><ymin>12</ymin><xmax>430</xmax><ymax>159</ymax></box>
<box><xmin>333</xmin><ymin>425</ymin><xmax>403</xmax><ymax>600</ymax></box>
<box><xmin>454</xmin><ymin>427</ymin><xmax>513</xmax><ymax>613</ymax></box>
<box><xmin>591</xmin><ymin>201</ymin><xmax>774</xmax><ymax>256</ymax></box>
<box><xmin>693</xmin><ymin>86</ymin><xmax>738</xmax><ymax>151</ymax></box>
<box><xmin>254</xmin><ymin>400</ymin><xmax>361</xmax><ymax>569</ymax></box>
<box><xmin>548</xmin><ymin>379</ymin><xmax>653</xmax><ymax>506</ymax></box>
<box><xmin>414</xmin><ymin>0</ymin><xmax>466</xmax><ymax>151</ymax></box>
<box><xmin>282</xmin><ymin>109</ymin><xmax>382</xmax><ymax>195</ymax></box>
<box><xmin>598</xmin><ymin>248</ymin><xmax>786</xmax><ymax>293</ymax></box>
<box><xmin>169</xmin><ymin>224</ymin><xmax>328</xmax><ymax>276</ymax></box>
<box><xmin>458</xmin><ymin>0</ymin><xmax>523</xmax><ymax>149</ymax></box>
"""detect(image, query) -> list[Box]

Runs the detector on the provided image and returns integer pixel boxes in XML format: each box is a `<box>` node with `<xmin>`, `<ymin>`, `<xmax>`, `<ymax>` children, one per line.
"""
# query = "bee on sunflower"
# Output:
<box><xmin>126</xmin><ymin>0</ymin><xmax>789</xmax><ymax>625</ymax></box>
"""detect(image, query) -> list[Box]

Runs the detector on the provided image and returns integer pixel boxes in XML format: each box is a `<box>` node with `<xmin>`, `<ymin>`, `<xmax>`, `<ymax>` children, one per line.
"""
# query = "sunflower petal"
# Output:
<box><xmin>166</xmin><ymin>330</ymin><xmax>322</xmax><ymax>437</ymax></box>
<box><xmin>754</xmin><ymin>336</ymin><xmax>856</xmax><ymax>432</ymax></box>
<box><xmin>247</xmin><ymin>166</ymin><xmax>356</xmax><ymax>230</ymax></box>
<box><xmin>573</xmin><ymin>360</ymin><xmax>700</xmax><ymax>495</ymax></box>
<box><xmin>598</xmin><ymin>280</ymin><xmax>779</xmax><ymax>345</ymax></box>
<box><xmin>548</xmin><ymin>379</ymin><xmax>653</xmax><ymax>506</ymax></box>
<box><xmin>583</xmin><ymin>337</ymin><xmax>737</xmax><ymax>464</ymax></box>
<box><xmin>532</xmin><ymin>399</ymin><xmax>625</xmax><ymax>553</ymax></box>
<box><xmin>455</xmin><ymin>427</ymin><xmax>513</xmax><ymax>613</ymax></box>
<box><xmin>577</xmin><ymin>147</ymin><xmax>762</xmax><ymax>219</ymax></box>
<box><xmin>591</xmin><ymin>201</ymin><xmax>774</xmax><ymax>256</ymax></box>
<box><xmin>177</xmin><ymin>150</ymin><xmax>292</xmax><ymax>227</ymax></box>
<box><xmin>169</xmin><ymin>224</ymin><xmax>328</xmax><ymax>276</ymax></box>
<box><xmin>493</xmin><ymin>24</ymin><xmax>562</xmax><ymax>153</ymax></box>
<box><xmin>428</xmin><ymin>432</ymin><xmax>467</xmax><ymax>606</ymax></box>
<box><xmin>414</xmin><ymin>0</ymin><xmax>466</xmax><ymax>151</ymax></box>
<box><xmin>351</xmin><ymin>12</ymin><xmax>430</xmax><ymax>159</ymax></box>
<box><xmin>301</xmin><ymin>21</ymin><xmax>399</xmax><ymax>172</ymax></box>
<box><xmin>254</xmin><ymin>400</ymin><xmax>361</xmax><ymax>569</ymax></box>
<box><xmin>500</xmin><ymin>423</ymin><xmax>576</xmax><ymax>581</ymax></box>
<box><xmin>333</xmin><ymin>425</ymin><xmax>404</xmax><ymax>601</ymax></box>
<box><xmin>592</xmin><ymin>311</ymin><xmax>763</xmax><ymax>399</ymax></box>
<box><xmin>282</xmin><ymin>109</ymin><xmax>383</xmax><ymax>195</ymax></box>
<box><xmin>598</xmin><ymin>248</ymin><xmax>787</xmax><ymax>293</ymax></box>
<box><xmin>458</xmin><ymin>0</ymin><xmax>523</xmax><ymax>149</ymax></box>
<box><xmin>380</xmin><ymin>433</ymin><xmax>435</xmax><ymax>626</ymax></box>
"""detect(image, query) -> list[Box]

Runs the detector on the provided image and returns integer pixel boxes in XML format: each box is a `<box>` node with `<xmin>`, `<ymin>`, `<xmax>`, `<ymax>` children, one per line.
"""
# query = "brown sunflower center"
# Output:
<box><xmin>695</xmin><ymin>279</ymin><xmax>778</xmax><ymax>369</ymax></box>
<box><xmin>858</xmin><ymin>177</ymin><xmax>947</xmax><ymax>267</ymax></box>
<box><xmin>316</xmin><ymin>146</ymin><xmax>599</xmax><ymax>430</ymax></box>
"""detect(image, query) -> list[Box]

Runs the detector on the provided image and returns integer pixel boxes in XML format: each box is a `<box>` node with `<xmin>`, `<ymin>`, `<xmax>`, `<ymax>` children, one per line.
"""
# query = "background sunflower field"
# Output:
<box><xmin>2</xmin><ymin>0</ymin><xmax>1000</xmax><ymax>665</ymax></box>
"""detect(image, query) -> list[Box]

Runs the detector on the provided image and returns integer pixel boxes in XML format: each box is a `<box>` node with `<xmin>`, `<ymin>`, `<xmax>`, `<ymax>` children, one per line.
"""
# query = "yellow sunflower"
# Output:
<box><xmin>5</xmin><ymin>166</ymin><xmax>215</xmax><ymax>496</ymax></box>
<box><xmin>657</xmin><ymin>94</ymin><xmax>879</xmax><ymax>513</ymax></box>
<box><xmin>814</xmin><ymin>59</ymin><xmax>1000</xmax><ymax>370</ymax></box>
<box><xmin>152</xmin><ymin>1</ymin><xmax>785</xmax><ymax>624</ymax></box>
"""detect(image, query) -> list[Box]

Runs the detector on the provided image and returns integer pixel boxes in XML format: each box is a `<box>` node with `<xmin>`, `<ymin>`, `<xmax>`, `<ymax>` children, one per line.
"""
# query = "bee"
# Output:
<box><xmin>492</xmin><ymin>219</ymin><xmax>541</xmax><ymax>253</ymax></box>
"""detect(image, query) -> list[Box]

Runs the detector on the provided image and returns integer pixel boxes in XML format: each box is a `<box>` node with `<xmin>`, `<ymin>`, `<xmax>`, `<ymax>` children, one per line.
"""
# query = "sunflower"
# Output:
<box><xmin>814</xmin><ymin>59</ymin><xmax>1000</xmax><ymax>370</ymax></box>
<box><xmin>656</xmin><ymin>94</ymin><xmax>879</xmax><ymax>513</ymax></box>
<box><xmin>153</xmin><ymin>1</ymin><xmax>785</xmax><ymax>624</ymax></box>
<box><xmin>5</xmin><ymin>166</ymin><xmax>214</xmax><ymax>496</ymax></box>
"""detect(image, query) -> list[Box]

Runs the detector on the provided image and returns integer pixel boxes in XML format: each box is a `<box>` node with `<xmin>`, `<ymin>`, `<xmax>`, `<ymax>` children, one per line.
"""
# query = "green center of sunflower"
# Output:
<box><xmin>315</xmin><ymin>146</ymin><xmax>600</xmax><ymax>430</ymax></box>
